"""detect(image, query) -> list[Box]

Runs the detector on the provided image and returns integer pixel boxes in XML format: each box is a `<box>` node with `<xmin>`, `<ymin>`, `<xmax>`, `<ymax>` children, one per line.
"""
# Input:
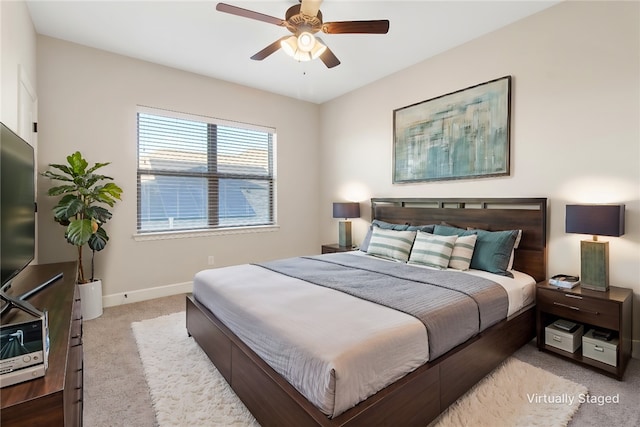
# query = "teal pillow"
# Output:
<box><xmin>406</xmin><ymin>224</ymin><xmax>435</xmax><ymax>233</ymax></box>
<box><xmin>433</xmin><ymin>224</ymin><xmax>476</xmax><ymax>237</ymax></box>
<box><xmin>469</xmin><ymin>229</ymin><xmax>520</xmax><ymax>277</ymax></box>
<box><xmin>372</xmin><ymin>219</ymin><xmax>410</xmax><ymax>230</ymax></box>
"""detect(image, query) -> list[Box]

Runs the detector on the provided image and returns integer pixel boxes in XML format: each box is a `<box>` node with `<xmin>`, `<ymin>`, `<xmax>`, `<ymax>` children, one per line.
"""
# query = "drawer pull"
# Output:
<box><xmin>553</xmin><ymin>302</ymin><xmax>580</xmax><ymax>310</ymax></box>
<box><xmin>594</xmin><ymin>346</ymin><xmax>605</xmax><ymax>352</ymax></box>
<box><xmin>565</xmin><ymin>294</ymin><xmax>583</xmax><ymax>300</ymax></box>
<box><xmin>552</xmin><ymin>335</ymin><xmax>562</xmax><ymax>342</ymax></box>
<box><xmin>552</xmin><ymin>301</ymin><xmax>600</xmax><ymax>315</ymax></box>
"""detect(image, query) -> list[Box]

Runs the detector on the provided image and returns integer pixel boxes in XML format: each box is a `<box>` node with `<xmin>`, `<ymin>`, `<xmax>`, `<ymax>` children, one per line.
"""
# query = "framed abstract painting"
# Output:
<box><xmin>393</xmin><ymin>76</ymin><xmax>511</xmax><ymax>183</ymax></box>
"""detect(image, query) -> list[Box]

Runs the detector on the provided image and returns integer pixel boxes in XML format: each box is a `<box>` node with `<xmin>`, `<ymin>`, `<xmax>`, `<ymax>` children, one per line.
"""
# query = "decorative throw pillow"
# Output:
<box><xmin>408</xmin><ymin>231</ymin><xmax>457</xmax><ymax>269</ymax></box>
<box><xmin>469</xmin><ymin>229</ymin><xmax>520</xmax><ymax>277</ymax></box>
<box><xmin>448</xmin><ymin>234</ymin><xmax>478</xmax><ymax>271</ymax></box>
<box><xmin>360</xmin><ymin>220</ymin><xmax>410</xmax><ymax>252</ymax></box>
<box><xmin>506</xmin><ymin>229</ymin><xmax>523</xmax><ymax>270</ymax></box>
<box><xmin>467</xmin><ymin>227</ymin><xmax>522</xmax><ymax>271</ymax></box>
<box><xmin>366</xmin><ymin>228</ymin><xmax>416</xmax><ymax>262</ymax></box>
<box><xmin>406</xmin><ymin>224</ymin><xmax>436</xmax><ymax>233</ymax></box>
<box><xmin>433</xmin><ymin>224</ymin><xmax>477</xmax><ymax>237</ymax></box>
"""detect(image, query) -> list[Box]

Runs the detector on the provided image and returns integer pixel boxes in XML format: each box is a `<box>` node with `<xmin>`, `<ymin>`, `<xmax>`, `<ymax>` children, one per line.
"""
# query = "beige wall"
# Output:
<box><xmin>320</xmin><ymin>1</ymin><xmax>640</xmax><ymax>354</ymax></box>
<box><xmin>36</xmin><ymin>37</ymin><xmax>321</xmax><ymax>304</ymax></box>
<box><xmin>1</xmin><ymin>0</ymin><xmax>37</xmax><ymax>132</ymax></box>
<box><xmin>1</xmin><ymin>0</ymin><xmax>40</xmax><ymax>263</ymax></box>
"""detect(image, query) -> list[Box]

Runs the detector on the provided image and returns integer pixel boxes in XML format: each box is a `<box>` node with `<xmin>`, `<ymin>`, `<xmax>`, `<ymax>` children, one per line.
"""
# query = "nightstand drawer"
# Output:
<box><xmin>537</xmin><ymin>288</ymin><xmax>619</xmax><ymax>330</ymax></box>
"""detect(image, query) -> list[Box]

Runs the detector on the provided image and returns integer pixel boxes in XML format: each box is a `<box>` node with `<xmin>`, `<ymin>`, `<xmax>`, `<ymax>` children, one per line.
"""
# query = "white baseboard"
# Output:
<box><xmin>102</xmin><ymin>281</ymin><xmax>193</xmax><ymax>308</ymax></box>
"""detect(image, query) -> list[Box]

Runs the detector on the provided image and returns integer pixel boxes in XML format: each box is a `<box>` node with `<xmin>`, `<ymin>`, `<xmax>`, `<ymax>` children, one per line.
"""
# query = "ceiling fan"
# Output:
<box><xmin>216</xmin><ymin>0</ymin><xmax>390</xmax><ymax>68</ymax></box>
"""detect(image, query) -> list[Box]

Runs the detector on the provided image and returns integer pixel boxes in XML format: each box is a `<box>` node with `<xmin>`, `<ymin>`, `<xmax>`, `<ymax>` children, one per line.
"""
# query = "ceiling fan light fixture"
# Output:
<box><xmin>280</xmin><ymin>36</ymin><xmax>298</xmax><ymax>57</ymax></box>
<box><xmin>281</xmin><ymin>34</ymin><xmax>316</xmax><ymax>62</ymax></box>
<box><xmin>297</xmin><ymin>31</ymin><xmax>316</xmax><ymax>52</ymax></box>
<box><xmin>293</xmin><ymin>50</ymin><xmax>312</xmax><ymax>62</ymax></box>
<box><xmin>310</xmin><ymin>39</ymin><xmax>327</xmax><ymax>59</ymax></box>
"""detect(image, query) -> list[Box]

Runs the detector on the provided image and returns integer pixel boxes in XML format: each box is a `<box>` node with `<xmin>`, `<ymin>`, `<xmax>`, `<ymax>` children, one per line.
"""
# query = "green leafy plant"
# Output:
<box><xmin>42</xmin><ymin>151</ymin><xmax>123</xmax><ymax>284</ymax></box>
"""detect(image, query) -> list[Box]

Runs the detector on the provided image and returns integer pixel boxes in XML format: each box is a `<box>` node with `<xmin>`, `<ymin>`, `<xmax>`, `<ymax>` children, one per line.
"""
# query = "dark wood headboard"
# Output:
<box><xmin>371</xmin><ymin>198</ymin><xmax>547</xmax><ymax>283</ymax></box>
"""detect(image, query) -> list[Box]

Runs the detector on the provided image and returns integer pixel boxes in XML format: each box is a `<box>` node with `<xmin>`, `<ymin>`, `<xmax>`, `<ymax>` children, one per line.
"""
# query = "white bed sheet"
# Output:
<box><xmin>192</xmin><ymin>256</ymin><xmax>535</xmax><ymax>418</ymax></box>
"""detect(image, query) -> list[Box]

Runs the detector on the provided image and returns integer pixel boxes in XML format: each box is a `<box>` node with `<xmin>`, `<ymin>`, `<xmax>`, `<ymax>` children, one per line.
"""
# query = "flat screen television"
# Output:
<box><xmin>1</xmin><ymin>122</ymin><xmax>36</xmax><ymax>287</ymax></box>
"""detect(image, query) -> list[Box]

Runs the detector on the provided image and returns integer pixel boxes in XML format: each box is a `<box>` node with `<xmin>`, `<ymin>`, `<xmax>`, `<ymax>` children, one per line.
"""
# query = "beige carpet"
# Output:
<box><xmin>132</xmin><ymin>311</ymin><xmax>587</xmax><ymax>427</ymax></box>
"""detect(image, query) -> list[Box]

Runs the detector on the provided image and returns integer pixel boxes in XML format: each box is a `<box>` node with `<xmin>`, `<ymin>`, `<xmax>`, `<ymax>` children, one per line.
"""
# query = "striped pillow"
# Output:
<box><xmin>366</xmin><ymin>228</ymin><xmax>416</xmax><ymax>262</ymax></box>
<box><xmin>448</xmin><ymin>234</ymin><xmax>478</xmax><ymax>270</ymax></box>
<box><xmin>408</xmin><ymin>231</ymin><xmax>457</xmax><ymax>269</ymax></box>
<box><xmin>359</xmin><ymin>220</ymin><xmax>410</xmax><ymax>252</ymax></box>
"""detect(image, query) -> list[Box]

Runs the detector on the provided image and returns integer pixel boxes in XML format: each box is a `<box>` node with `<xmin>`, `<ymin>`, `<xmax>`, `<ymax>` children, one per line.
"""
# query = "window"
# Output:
<box><xmin>136</xmin><ymin>108</ymin><xmax>275</xmax><ymax>234</ymax></box>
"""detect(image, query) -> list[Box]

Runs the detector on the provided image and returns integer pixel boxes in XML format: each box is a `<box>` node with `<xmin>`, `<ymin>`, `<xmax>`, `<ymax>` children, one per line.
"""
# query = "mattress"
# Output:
<box><xmin>192</xmin><ymin>253</ymin><xmax>535</xmax><ymax>418</ymax></box>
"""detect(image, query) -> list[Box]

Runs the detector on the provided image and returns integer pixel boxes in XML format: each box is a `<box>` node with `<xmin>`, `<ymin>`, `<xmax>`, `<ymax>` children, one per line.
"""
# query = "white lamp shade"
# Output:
<box><xmin>297</xmin><ymin>32</ymin><xmax>315</xmax><ymax>52</ymax></box>
<box><xmin>310</xmin><ymin>40</ymin><xmax>327</xmax><ymax>59</ymax></box>
<box><xmin>281</xmin><ymin>36</ymin><xmax>297</xmax><ymax>57</ymax></box>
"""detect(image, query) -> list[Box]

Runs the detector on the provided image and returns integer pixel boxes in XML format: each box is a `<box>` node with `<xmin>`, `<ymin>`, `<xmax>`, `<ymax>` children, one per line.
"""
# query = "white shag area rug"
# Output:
<box><xmin>132</xmin><ymin>311</ymin><xmax>259</xmax><ymax>427</ymax></box>
<box><xmin>430</xmin><ymin>358</ymin><xmax>587</xmax><ymax>427</ymax></box>
<box><xmin>132</xmin><ymin>311</ymin><xmax>587</xmax><ymax>427</ymax></box>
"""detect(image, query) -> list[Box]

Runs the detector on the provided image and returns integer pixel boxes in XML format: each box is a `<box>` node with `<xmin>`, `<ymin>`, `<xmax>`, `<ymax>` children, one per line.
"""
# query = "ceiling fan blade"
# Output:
<box><xmin>318</xmin><ymin>45</ymin><xmax>340</xmax><ymax>68</ymax></box>
<box><xmin>322</xmin><ymin>20</ymin><xmax>390</xmax><ymax>34</ymax></box>
<box><xmin>250</xmin><ymin>37</ymin><xmax>288</xmax><ymax>61</ymax></box>
<box><xmin>300</xmin><ymin>0</ymin><xmax>322</xmax><ymax>17</ymax></box>
<box><xmin>216</xmin><ymin>3</ymin><xmax>285</xmax><ymax>26</ymax></box>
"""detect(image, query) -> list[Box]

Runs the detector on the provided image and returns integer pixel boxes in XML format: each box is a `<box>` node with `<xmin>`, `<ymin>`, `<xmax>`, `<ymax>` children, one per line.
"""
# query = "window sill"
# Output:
<box><xmin>132</xmin><ymin>224</ymin><xmax>280</xmax><ymax>241</ymax></box>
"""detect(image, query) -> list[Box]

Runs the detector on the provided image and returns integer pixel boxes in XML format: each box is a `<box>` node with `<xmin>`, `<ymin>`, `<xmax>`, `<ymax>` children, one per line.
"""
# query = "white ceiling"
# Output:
<box><xmin>26</xmin><ymin>1</ymin><xmax>560</xmax><ymax>104</ymax></box>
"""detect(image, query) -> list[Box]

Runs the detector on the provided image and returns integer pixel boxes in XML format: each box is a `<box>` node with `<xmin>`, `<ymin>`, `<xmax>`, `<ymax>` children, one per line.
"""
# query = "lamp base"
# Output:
<box><xmin>580</xmin><ymin>240</ymin><xmax>609</xmax><ymax>292</ymax></box>
<box><xmin>338</xmin><ymin>221</ymin><xmax>352</xmax><ymax>248</ymax></box>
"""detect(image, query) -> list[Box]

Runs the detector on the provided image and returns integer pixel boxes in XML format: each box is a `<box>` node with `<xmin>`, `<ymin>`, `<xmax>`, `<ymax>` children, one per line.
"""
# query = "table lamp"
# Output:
<box><xmin>332</xmin><ymin>202</ymin><xmax>360</xmax><ymax>248</ymax></box>
<box><xmin>565</xmin><ymin>204</ymin><xmax>625</xmax><ymax>291</ymax></box>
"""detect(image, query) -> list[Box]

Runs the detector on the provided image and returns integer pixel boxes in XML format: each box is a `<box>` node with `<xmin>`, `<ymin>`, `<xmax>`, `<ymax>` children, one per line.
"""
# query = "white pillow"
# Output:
<box><xmin>408</xmin><ymin>231</ymin><xmax>456</xmax><ymax>269</ymax></box>
<box><xmin>507</xmin><ymin>229</ymin><xmax>523</xmax><ymax>270</ymax></box>
<box><xmin>449</xmin><ymin>234</ymin><xmax>478</xmax><ymax>271</ymax></box>
<box><xmin>366</xmin><ymin>228</ymin><xmax>416</xmax><ymax>262</ymax></box>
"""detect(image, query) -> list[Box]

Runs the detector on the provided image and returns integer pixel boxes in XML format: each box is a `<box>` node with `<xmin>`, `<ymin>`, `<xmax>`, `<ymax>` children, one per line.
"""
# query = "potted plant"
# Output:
<box><xmin>42</xmin><ymin>151</ymin><xmax>122</xmax><ymax>319</ymax></box>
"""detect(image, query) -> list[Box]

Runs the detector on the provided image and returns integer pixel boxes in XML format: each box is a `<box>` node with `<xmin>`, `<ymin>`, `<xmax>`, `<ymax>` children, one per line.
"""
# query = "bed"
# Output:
<box><xmin>186</xmin><ymin>197</ymin><xmax>547</xmax><ymax>426</ymax></box>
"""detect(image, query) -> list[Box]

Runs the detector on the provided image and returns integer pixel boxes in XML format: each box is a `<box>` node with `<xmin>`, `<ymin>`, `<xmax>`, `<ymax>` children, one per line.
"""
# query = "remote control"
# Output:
<box><xmin>553</xmin><ymin>319</ymin><xmax>578</xmax><ymax>332</ymax></box>
<box><xmin>592</xmin><ymin>329</ymin><xmax>613</xmax><ymax>341</ymax></box>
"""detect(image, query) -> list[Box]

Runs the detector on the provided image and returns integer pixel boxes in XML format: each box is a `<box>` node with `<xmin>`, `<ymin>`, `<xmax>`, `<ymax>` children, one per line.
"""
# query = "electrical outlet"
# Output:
<box><xmin>208</xmin><ymin>255</ymin><xmax>215</xmax><ymax>265</ymax></box>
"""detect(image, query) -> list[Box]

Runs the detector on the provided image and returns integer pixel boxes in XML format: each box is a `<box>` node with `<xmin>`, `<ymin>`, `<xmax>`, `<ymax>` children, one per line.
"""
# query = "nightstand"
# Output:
<box><xmin>321</xmin><ymin>244</ymin><xmax>358</xmax><ymax>254</ymax></box>
<box><xmin>536</xmin><ymin>281</ymin><xmax>632</xmax><ymax>380</ymax></box>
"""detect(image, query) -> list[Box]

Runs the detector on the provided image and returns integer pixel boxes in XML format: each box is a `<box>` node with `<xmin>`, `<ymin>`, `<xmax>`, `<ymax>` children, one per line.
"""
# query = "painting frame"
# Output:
<box><xmin>393</xmin><ymin>76</ymin><xmax>511</xmax><ymax>183</ymax></box>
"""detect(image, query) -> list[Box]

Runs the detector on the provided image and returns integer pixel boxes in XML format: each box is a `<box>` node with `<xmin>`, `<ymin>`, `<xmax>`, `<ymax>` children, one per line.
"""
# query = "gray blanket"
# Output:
<box><xmin>256</xmin><ymin>253</ymin><xmax>508</xmax><ymax>360</ymax></box>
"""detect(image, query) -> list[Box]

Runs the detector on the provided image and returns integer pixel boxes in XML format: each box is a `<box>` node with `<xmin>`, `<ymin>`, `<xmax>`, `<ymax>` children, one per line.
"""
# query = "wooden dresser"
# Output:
<box><xmin>1</xmin><ymin>262</ymin><xmax>83</xmax><ymax>426</ymax></box>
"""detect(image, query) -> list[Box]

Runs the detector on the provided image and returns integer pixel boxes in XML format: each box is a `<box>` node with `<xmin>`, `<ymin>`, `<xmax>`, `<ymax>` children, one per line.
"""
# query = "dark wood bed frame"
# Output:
<box><xmin>186</xmin><ymin>197</ymin><xmax>547</xmax><ymax>427</ymax></box>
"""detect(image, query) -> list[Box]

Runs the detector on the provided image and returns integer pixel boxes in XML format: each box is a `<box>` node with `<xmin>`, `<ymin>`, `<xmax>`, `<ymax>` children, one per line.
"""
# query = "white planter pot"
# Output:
<box><xmin>78</xmin><ymin>279</ymin><xmax>103</xmax><ymax>320</ymax></box>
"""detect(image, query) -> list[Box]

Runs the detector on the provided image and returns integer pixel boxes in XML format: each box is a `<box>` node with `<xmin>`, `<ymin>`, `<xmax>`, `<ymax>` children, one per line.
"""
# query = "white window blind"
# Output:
<box><xmin>137</xmin><ymin>108</ymin><xmax>275</xmax><ymax>233</ymax></box>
